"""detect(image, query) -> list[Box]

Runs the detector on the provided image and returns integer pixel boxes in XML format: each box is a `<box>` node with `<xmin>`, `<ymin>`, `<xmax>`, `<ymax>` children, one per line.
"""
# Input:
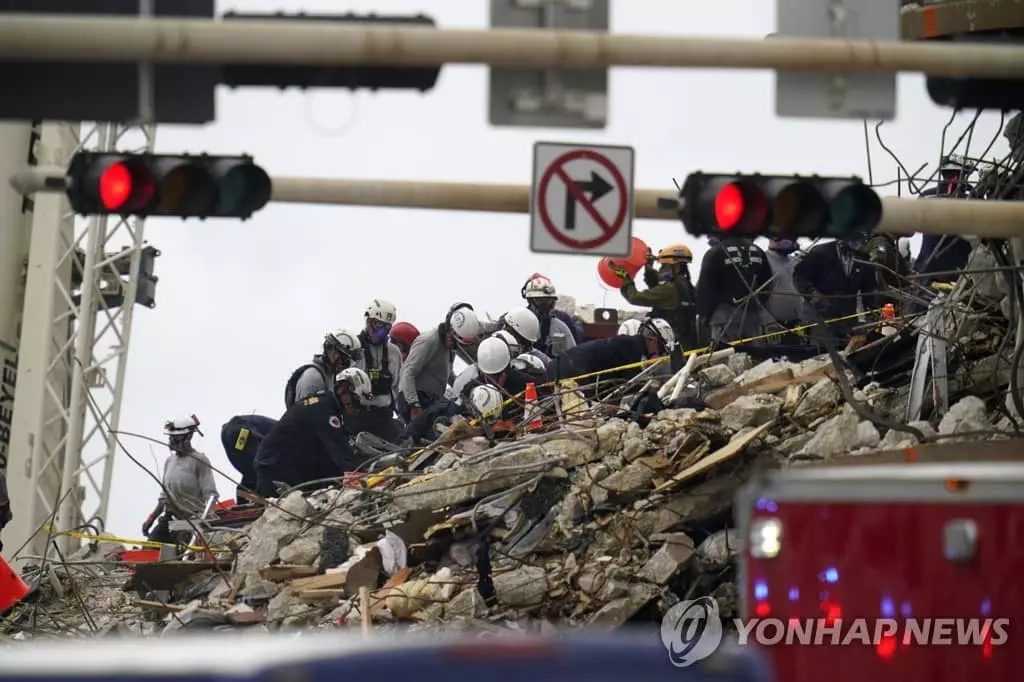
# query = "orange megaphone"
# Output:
<box><xmin>0</xmin><ymin>554</ymin><xmax>30</xmax><ymax>612</ymax></box>
<box><xmin>598</xmin><ymin>237</ymin><xmax>649</xmax><ymax>288</ymax></box>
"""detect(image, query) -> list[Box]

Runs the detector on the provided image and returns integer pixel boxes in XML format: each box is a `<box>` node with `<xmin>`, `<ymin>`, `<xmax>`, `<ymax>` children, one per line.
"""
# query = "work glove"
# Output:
<box><xmin>611</xmin><ymin>265</ymin><xmax>631</xmax><ymax>282</ymax></box>
<box><xmin>410</xmin><ymin>405</ymin><xmax>423</xmax><ymax>419</ymax></box>
<box><xmin>142</xmin><ymin>515</ymin><xmax>155</xmax><ymax>537</ymax></box>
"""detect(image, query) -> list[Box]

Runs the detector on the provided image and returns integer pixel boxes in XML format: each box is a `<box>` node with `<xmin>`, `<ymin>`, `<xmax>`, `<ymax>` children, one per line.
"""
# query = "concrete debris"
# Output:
<box><xmin>8</xmin><ymin>336</ymin><xmax>1021</xmax><ymax>640</ymax></box>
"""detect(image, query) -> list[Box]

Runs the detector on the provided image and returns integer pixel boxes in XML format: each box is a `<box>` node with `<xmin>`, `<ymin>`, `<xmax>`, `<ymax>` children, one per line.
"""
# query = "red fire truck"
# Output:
<box><xmin>737</xmin><ymin>441</ymin><xmax>1022</xmax><ymax>681</ymax></box>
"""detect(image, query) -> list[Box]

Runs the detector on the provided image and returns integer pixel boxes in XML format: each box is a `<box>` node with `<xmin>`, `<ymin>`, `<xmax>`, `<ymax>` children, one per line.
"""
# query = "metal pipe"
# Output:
<box><xmin>0</xmin><ymin>14</ymin><xmax>1022</xmax><ymax>78</ymax></box>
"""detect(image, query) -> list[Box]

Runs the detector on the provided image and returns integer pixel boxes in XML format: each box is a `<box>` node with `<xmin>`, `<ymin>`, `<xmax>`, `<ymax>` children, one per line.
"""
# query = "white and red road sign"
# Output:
<box><xmin>530</xmin><ymin>142</ymin><xmax>635</xmax><ymax>257</ymax></box>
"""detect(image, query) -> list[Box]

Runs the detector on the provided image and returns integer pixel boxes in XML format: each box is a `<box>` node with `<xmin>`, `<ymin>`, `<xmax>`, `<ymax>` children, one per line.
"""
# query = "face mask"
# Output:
<box><xmin>370</xmin><ymin>327</ymin><xmax>390</xmax><ymax>344</ymax></box>
<box><xmin>660</xmin><ymin>271</ymin><xmax>674</xmax><ymax>283</ymax></box>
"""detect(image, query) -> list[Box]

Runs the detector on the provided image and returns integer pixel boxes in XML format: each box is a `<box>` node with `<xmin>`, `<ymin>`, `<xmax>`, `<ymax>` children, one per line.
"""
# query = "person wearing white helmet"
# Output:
<box><xmin>457</xmin><ymin>335</ymin><xmax>549</xmax><ymax>420</ymax></box>
<box><xmin>285</xmin><ymin>328</ymin><xmax>361</xmax><ymax>407</ymax></box>
<box><xmin>143</xmin><ymin>415</ymin><xmax>218</xmax><ymax>542</ymax></box>
<box><xmin>398</xmin><ymin>302</ymin><xmax>482</xmax><ymax>420</ymax></box>
<box><xmin>334</xmin><ymin>367</ymin><xmax>401</xmax><ymax>443</ymax></box>
<box><xmin>520</xmin><ymin>274</ymin><xmax>578</xmax><ymax>358</ymax></box>
<box><xmin>617</xmin><ymin>318</ymin><xmax>643</xmax><ymax>336</ymax></box>
<box><xmin>550</xmin><ymin>318</ymin><xmax>675</xmax><ymax>398</ymax></box>
<box><xmin>447</xmin><ymin>330</ymin><xmax>546</xmax><ymax>400</ymax></box>
<box><xmin>500</xmin><ymin>306</ymin><xmax>552</xmax><ymax>366</ymax></box>
<box><xmin>254</xmin><ymin>371</ymin><xmax>363</xmax><ymax>498</ymax></box>
<box><xmin>352</xmin><ymin>299</ymin><xmax>404</xmax><ymax>442</ymax></box>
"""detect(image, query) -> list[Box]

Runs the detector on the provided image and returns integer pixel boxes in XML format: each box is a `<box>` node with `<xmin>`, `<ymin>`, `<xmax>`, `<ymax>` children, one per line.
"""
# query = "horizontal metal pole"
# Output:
<box><xmin>12</xmin><ymin>169</ymin><xmax>1024</xmax><ymax>238</ymax></box>
<box><xmin>270</xmin><ymin>176</ymin><xmax>1024</xmax><ymax>238</ymax></box>
<box><xmin>0</xmin><ymin>14</ymin><xmax>1023</xmax><ymax>77</ymax></box>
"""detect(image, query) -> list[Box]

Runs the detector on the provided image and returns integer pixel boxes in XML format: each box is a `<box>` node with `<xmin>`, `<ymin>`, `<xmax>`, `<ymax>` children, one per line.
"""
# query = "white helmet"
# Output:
<box><xmin>325</xmin><ymin>329</ymin><xmax>361</xmax><ymax>357</ymax></box>
<box><xmin>365</xmin><ymin>299</ymin><xmax>398</xmax><ymax>324</ymax></box>
<box><xmin>512</xmin><ymin>353</ymin><xmax>546</xmax><ymax>375</ymax></box>
<box><xmin>642</xmin><ymin>318</ymin><xmax>675</xmax><ymax>348</ymax></box>
<box><xmin>492</xmin><ymin>329</ymin><xmax>522</xmax><ymax>357</ymax></box>
<box><xmin>477</xmin><ymin>336</ymin><xmax>512</xmax><ymax>376</ymax></box>
<box><xmin>448</xmin><ymin>307</ymin><xmax>482</xmax><ymax>345</ymax></box>
<box><xmin>164</xmin><ymin>415</ymin><xmax>200</xmax><ymax>436</ymax></box>
<box><xmin>617</xmin><ymin>319</ymin><xmax>642</xmax><ymax>336</ymax></box>
<box><xmin>503</xmin><ymin>306</ymin><xmax>541</xmax><ymax>343</ymax></box>
<box><xmin>522</xmin><ymin>275</ymin><xmax>557</xmax><ymax>299</ymax></box>
<box><xmin>469</xmin><ymin>384</ymin><xmax>504</xmax><ymax>421</ymax></box>
<box><xmin>336</xmin><ymin>367</ymin><xmax>374</xmax><ymax>405</ymax></box>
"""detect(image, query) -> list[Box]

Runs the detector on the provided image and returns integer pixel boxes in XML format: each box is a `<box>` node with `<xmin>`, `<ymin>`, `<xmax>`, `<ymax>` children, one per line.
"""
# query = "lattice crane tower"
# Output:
<box><xmin>1</xmin><ymin>120</ymin><xmax>157</xmax><ymax>565</ymax></box>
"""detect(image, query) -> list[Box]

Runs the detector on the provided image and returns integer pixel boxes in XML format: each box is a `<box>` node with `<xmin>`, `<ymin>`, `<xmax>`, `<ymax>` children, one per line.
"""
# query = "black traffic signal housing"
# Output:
<box><xmin>926</xmin><ymin>31</ymin><xmax>1024</xmax><ymax>111</ymax></box>
<box><xmin>678</xmin><ymin>173</ymin><xmax>882</xmax><ymax>240</ymax></box>
<box><xmin>0</xmin><ymin>0</ymin><xmax>217</xmax><ymax>124</ymax></box>
<box><xmin>220</xmin><ymin>12</ymin><xmax>441</xmax><ymax>92</ymax></box>
<box><xmin>65</xmin><ymin>152</ymin><xmax>272</xmax><ymax>220</ymax></box>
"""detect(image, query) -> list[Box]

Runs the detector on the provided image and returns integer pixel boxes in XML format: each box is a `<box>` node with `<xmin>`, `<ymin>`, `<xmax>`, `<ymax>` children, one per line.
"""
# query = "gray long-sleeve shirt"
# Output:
<box><xmin>766</xmin><ymin>251</ymin><xmax>808</xmax><ymax>323</ymax></box>
<box><xmin>354</xmin><ymin>340</ymin><xmax>403</xmax><ymax>410</ymax></box>
<box><xmin>541</xmin><ymin>317</ymin><xmax>577</xmax><ymax>357</ymax></box>
<box><xmin>399</xmin><ymin>327</ymin><xmax>453</xmax><ymax>405</ymax></box>
<box><xmin>294</xmin><ymin>365</ymin><xmax>330</xmax><ymax>403</ymax></box>
<box><xmin>157</xmin><ymin>450</ymin><xmax>218</xmax><ymax>517</ymax></box>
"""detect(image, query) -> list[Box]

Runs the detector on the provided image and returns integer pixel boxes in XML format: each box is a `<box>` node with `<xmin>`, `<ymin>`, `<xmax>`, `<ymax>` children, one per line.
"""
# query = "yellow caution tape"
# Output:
<box><xmin>43</xmin><ymin>525</ymin><xmax>229</xmax><ymax>554</ymax></box>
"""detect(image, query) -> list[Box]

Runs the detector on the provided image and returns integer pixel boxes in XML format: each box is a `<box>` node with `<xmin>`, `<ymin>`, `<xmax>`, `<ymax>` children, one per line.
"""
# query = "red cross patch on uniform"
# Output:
<box><xmin>328</xmin><ymin>416</ymin><xmax>342</xmax><ymax>429</ymax></box>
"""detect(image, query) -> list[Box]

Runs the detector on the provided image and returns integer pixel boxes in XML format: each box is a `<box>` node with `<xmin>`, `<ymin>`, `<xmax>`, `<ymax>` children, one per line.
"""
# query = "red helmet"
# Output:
<box><xmin>389</xmin><ymin>321</ymin><xmax>420</xmax><ymax>350</ymax></box>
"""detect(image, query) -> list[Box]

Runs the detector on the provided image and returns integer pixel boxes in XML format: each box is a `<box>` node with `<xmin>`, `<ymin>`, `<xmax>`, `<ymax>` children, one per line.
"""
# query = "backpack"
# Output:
<box><xmin>283</xmin><ymin>363</ymin><xmax>325</xmax><ymax>408</ymax></box>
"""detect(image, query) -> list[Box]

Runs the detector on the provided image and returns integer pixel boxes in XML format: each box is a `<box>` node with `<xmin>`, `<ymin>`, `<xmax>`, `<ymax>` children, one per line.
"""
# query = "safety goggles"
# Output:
<box><xmin>527</xmin><ymin>283</ymin><xmax>557</xmax><ymax>296</ymax></box>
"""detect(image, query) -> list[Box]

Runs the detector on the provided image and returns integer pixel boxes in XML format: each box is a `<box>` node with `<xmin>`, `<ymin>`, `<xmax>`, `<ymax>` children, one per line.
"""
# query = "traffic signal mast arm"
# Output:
<box><xmin>14</xmin><ymin>165</ymin><xmax>1024</xmax><ymax>238</ymax></box>
<box><xmin>0</xmin><ymin>14</ymin><xmax>1022</xmax><ymax>79</ymax></box>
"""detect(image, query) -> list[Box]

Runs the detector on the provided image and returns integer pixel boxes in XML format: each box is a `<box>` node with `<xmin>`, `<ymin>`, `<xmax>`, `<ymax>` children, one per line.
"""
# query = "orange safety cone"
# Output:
<box><xmin>882</xmin><ymin>303</ymin><xmax>896</xmax><ymax>320</ymax></box>
<box><xmin>524</xmin><ymin>382</ymin><xmax>543</xmax><ymax>431</ymax></box>
<box><xmin>0</xmin><ymin>554</ymin><xmax>30</xmax><ymax>612</ymax></box>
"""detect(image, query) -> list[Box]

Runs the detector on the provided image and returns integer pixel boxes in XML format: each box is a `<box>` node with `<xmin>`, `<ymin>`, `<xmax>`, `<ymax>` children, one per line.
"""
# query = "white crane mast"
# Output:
<box><xmin>4</xmin><ymin>121</ymin><xmax>155</xmax><ymax>565</ymax></box>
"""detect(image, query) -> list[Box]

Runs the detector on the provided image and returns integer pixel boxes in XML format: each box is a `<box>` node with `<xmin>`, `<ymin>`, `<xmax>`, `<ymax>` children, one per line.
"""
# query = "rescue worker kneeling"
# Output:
<box><xmin>254</xmin><ymin>371</ymin><xmax>364</xmax><ymax>498</ymax></box>
<box><xmin>221</xmin><ymin>414</ymin><xmax>278</xmax><ymax>499</ymax></box>
<box><xmin>551</xmin><ymin>318</ymin><xmax>675</xmax><ymax>397</ymax></box>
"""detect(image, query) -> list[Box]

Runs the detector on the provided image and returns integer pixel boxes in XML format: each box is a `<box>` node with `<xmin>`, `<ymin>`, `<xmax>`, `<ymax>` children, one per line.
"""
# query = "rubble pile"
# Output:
<box><xmin>8</xmin><ymin>337</ymin><xmax>1021</xmax><ymax>639</ymax></box>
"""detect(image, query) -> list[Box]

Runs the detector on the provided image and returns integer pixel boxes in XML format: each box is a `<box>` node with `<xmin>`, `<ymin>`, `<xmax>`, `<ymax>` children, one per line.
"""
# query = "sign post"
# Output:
<box><xmin>530</xmin><ymin>142</ymin><xmax>634</xmax><ymax>256</ymax></box>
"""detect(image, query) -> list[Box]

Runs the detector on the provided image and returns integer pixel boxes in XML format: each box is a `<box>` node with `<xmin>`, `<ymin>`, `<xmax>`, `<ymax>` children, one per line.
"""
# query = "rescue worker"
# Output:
<box><xmin>353</xmin><ymin>300</ymin><xmax>403</xmax><ymax>442</ymax></box>
<box><xmin>254</xmin><ymin>373</ymin><xmax>362</xmax><ymax>498</ymax></box>
<box><xmin>550</xmin><ymin>318</ymin><xmax>674</xmax><ymax>396</ymax></box>
<box><xmin>404</xmin><ymin>384</ymin><xmax>508</xmax><ymax>444</ymax></box>
<box><xmin>284</xmin><ymin>329</ymin><xmax>361</xmax><ymax>407</ymax></box>
<box><xmin>399</xmin><ymin>303</ymin><xmax>482</xmax><ymax>420</ymax></box>
<box><xmin>389</xmin><ymin>321</ymin><xmax>420</xmax><ymax>360</ymax></box>
<box><xmin>617</xmin><ymin>318</ymin><xmax>642</xmax><ymax>336</ymax></box>
<box><xmin>0</xmin><ymin>468</ymin><xmax>10</xmax><ymax>553</ymax></box>
<box><xmin>499</xmin><ymin>307</ymin><xmax>552</xmax><ymax>366</ymax></box>
<box><xmin>521</xmin><ymin>275</ymin><xmax>577</xmax><ymax>357</ymax></box>
<box><xmin>615</xmin><ymin>243</ymin><xmax>698</xmax><ymax>349</ymax></box>
<box><xmin>333</xmin><ymin>367</ymin><xmax>400</xmax><ymax>443</ymax></box>
<box><xmin>763</xmin><ymin>239</ymin><xmax>809</xmax><ymax>344</ymax></box>
<box><xmin>695</xmin><ymin>236</ymin><xmax>773</xmax><ymax>344</ymax></box>
<box><xmin>220</xmin><ymin>414</ymin><xmax>278</xmax><ymax>499</ymax></box>
<box><xmin>865</xmin><ymin>233</ymin><xmax>911</xmax><ymax>314</ymax></box>
<box><xmin>449</xmin><ymin>330</ymin><xmax>548</xmax><ymax>400</ymax></box>
<box><xmin>142</xmin><ymin>416</ymin><xmax>218</xmax><ymax>543</ymax></box>
<box><xmin>794</xmin><ymin>239</ymin><xmax>880</xmax><ymax>343</ymax></box>
<box><xmin>916</xmin><ymin>158</ymin><xmax>974</xmax><ymax>285</ymax></box>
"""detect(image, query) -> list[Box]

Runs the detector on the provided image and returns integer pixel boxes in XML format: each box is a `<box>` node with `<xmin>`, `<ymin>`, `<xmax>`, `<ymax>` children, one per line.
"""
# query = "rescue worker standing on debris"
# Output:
<box><xmin>284</xmin><ymin>330</ymin><xmax>361</xmax><ymax>407</ymax></box>
<box><xmin>0</xmin><ymin>467</ymin><xmax>10</xmax><ymax>553</ymax></box>
<box><xmin>695</xmin><ymin>236</ymin><xmax>773</xmax><ymax>343</ymax></box>
<box><xmin>353</xmin><ymin>300</ymin><xmax>403</xmax><ymax>443</ymax></box>
<box><xmin>254</xmin><ymin>373</ymin><xmax>362</xmax><ymax>498</ymax></box>
<box><xmin>614</xmin><ymin>243</ymin><xmax>698</xmax><ymax>349</ymax></box>
<box><xmin>399</xmin><ymin>303</ymin><xmax>482</xmax><ymax>420</ymax></box>
<box><xmin>221</xmin><ymin>414</ymin><xmax>278</xmax><ymax>499</ymax></box>
<box><xmin>521</xmin><ymin>275</ymin><xmax>577</xmax><ymax>357</ymax></box>
<box><xmin>551</xmin><ymin>319</ymin><xmax>674</xmax><ymax>395</ymax></box>
<box><xmin>143</xmin><ymin>416</ymin><xmax>218</xmax><ymax>543</ymax></box>
<box><xmin>764</xmin><ymin>239</ymin><xmax>809</xmax><ymax>343</ymax></box>
<box><xmin>794</xmin><ymin>239</ymin><xmax>880</xmax><ymax>342</ymax></box>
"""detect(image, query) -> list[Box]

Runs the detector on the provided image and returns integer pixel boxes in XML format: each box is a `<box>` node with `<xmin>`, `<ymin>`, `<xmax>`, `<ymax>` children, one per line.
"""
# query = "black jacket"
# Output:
<box><xmin>793</xmin><ymin>242</ymin><xmax>879</xmax><ymax>321</ymax></box>
<box><xmin>463</xmin><ymin>367</ymin><xmax>546</xmax><ymax>422</ymax></box>
<box><xmin>694</xmin><ymin>238</ymin><xmax>773</xmax><ymax>318</ymax></box>
<box><xmin>550</xmin><ymin>335</ymin><xmax>647</xmax><ymax>391</ymax></box>
<box><xmin>254</xmin><ymin>391</ymin><xmax>359</xmax><ymax>497</ymax></box>
<box><xmin>0</xmin><ymin>467</ymin><xmax>10</xmax><ymax>550</ymax></box>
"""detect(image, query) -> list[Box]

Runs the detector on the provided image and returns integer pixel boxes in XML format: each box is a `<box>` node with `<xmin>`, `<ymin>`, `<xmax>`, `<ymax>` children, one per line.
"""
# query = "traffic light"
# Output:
<box><xmin>926</xmin><ymin>33</ymin><xmax>1024</xmax><ymax>110</ymax></box>
<box><xmin>678</xmin><ymin>173</ymin><xmax>882</xmax><ymax>239</ymax></box>
<box><xmin>65</xmin><ymin>153</ymin><xmax>272</xmax><ymax>220</ymax></box>
<box><xmin>220</xmin><ymin>12</ymin><xmax>441</xmax><ymax>92</ymax></box>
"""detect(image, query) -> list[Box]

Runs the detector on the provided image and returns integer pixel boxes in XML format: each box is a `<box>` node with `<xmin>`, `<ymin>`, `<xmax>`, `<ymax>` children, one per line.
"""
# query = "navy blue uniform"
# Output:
<box><xmin>550</xmin><ymin>335</ymin><xmax>647</xmax><ymax>396</ymax></box>
<box><xmin>221</xmin><ymin>414</ymin><xmax>278</xmax><ymax>498</ymax></box>
<box><xmin>253</xmin><ymin>392</ymin><xmax>359</xmax><ymax>497</ymax></box>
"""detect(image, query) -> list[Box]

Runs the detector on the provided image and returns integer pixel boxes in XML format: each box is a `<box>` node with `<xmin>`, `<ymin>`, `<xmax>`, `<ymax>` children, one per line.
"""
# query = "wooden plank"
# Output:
<box><xmin>289</xmin><ymin>572</ymin><xmax>346</xmax><ymax>591</ymax></box>
<box><xmin>260</xmin><ymin>565</ymin><xmax>320</xmax><ymax>582</ymax></box>
<box><xmin>653</xmin><ymin>421</ymin><xmax>772</xmax><ymax>493</ymax></box>
<box><xmin>705</xmin><ymin>366</ymin><xmax>832</xmax><ymax>410</ymax></box>
<box><xmin>294</xmin><ymin>588</ymin><xmax>346</xmax><ymax>601</ymax></box>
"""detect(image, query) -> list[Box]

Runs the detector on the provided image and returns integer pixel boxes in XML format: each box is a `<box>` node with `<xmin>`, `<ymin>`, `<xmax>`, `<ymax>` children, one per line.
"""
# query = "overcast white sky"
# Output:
<box><xmin>103</xmin><ymin>0</ymin><xmax>1008</xmax><ymax>537</ymax></box>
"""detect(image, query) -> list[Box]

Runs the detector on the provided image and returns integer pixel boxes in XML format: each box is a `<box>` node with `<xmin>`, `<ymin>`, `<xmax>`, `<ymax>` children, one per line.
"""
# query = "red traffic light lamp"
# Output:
<box><xmin>66</xmin><ymin>152</ymin><xmax>272</xmax><ymax>219</ymax></box>
<box><xmin>678</xmin><ymin>172</ymin><xmax>881</xmax><ymax>239</ymax></box>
